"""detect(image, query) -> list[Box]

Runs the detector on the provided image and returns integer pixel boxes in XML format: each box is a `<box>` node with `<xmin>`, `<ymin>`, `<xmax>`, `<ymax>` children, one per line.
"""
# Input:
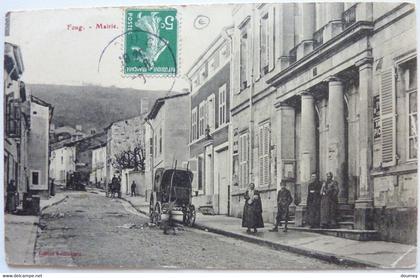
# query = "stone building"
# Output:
<box><xmin>230</xmin><ymin>3</ymin><xmax>416</xmax><ymax>244</ymax></box>
<box><xmin>144</xmin><ymin>93</ymin><xmax>190</xmax><ymax>201</ymax></box>
<box><xmin>187</xmin><ymin>27</ymin><xmax>233</xmax><ymax>214</ymax></box>
<box><xmin>105</xmin><ymin>116</ymin><xmax>145</xmax><ymax>182</ymax></box>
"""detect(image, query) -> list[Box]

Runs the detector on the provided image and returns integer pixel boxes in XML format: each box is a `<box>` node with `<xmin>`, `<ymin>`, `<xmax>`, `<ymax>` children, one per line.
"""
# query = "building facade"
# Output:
<box><xmin>105</xmin><ymin>116</ymin><xmax>146</xmax><ymax>181</ymax></box>
<box><xmin>28</xmin><ymin>96</ymin><xmax>53</xmax><ymax>196</ymax></box>
<box><xmin>4</xmin><ymin>42</ymin><xmax>30</xmax><ymax>207</ymax></box>
<box><xmin>230</xmin><ymin>2</ymin><xmax>416</xmax><ymax>244</ymax></box>
<box><xmin>144</xmin><ymin>93</ymin><xmax>190</xmax><ymax>201</ymax></box>
<box><xmin>90</xmin><ymin>144</ymin><xmax>107</xmax><ymax>187</ymax></box>
<box><xmin>187</xmin><ymin>28</ymin><xmax>233</xmax><ymax>214</ymax></box>
<box><xmin>50</xmin><ymin>145</ymin><xmax>76</xmax><ymax>185</ymax></box>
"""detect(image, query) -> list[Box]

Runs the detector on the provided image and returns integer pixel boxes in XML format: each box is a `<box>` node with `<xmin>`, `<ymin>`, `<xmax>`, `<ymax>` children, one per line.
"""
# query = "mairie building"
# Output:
<box><xmin>229</xmin><ymin>2</ymin><xmax>416</xmax><ymax>244</ymax></box>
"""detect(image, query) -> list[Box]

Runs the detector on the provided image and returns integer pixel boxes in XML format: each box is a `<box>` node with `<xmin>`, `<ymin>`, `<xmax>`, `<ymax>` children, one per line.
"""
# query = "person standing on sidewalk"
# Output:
<box><xmin>320</xmin><ymin>172</ymin><xmax>339</xmax><ymax>229</ymax></box>
<box><xmin>241</xmin><ymin>183</ymin><xmax>264</xmax><ymax>234</ymax></box>
<box><xmin>131</xmin><ymin>181</ymin><xmax>137</xmax><ymax>197</ymax></box>
<box><xmin>6</xmin><ymin>179</ymin><xmax>17</xmax><ymax>213</ymax></box>
<box><xmin>270</xmin><ymin>181</ymin><xmax>293</xmax><ymax>232</ymax></box>
<box><xmin>306</xmin><ymin>173</ymin><xmax>321</xmax><ymax>228</ymax></box>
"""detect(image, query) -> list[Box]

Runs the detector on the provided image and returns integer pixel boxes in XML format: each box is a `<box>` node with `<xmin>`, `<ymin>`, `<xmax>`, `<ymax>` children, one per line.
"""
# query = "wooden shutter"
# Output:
<box><xmin>268</xmin><ymin>6</ymin><xmax>275</xmax><ymax>71</ymax></box>
<box><xmin>258</xmin><ymin>127</ymin><xmax>263</xmax><ymax>185</ymax></box>
<box><xmin>255</xmin><ymin>18</ymin><xmax>261</xmax><ymax>81</ymax></box>
<box><xmin>263</xmin><ymin>124</ymin><xmax>270</xmax><ymax>185</ymax></box>
<box><xmin>380</xmin><ymin>68</ymin><xmax>396</xmax><ymax>167</ymax></box>
<box><xmin>233</xmin><ymin>31</ymin><xmax>241</xmax><ymax>94</ymax></box>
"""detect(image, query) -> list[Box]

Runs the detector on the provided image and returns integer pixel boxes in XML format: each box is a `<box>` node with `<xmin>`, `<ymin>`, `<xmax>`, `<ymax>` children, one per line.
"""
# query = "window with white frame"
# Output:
<box><xmin>239</xmin><ymin>132</ymin><xmax>249</xmax><ymax>187</ymax></box>
<box><xmin>198</xmin><ymin>102</ymin><xmax>205</xmax><ymax>137</ymax></box>
<box><xmin>240</xmin><ymin>24</ymin><xmax>249</xmax><ymax>91</ymax></box>
<box><xmin>260</xmin><ymin>13</ymin><xmax>269</xmax><ymax>75</ymax></box>
<box><xmin>258</xmin><ymin>122</ymin><xmax>270</xmax><ymax>186</ymax></box>
<box><xmin>404</xmin><ymin>60</ymin><xmax>417</xmax><ymax>160</ymax></box>
<box><xmin>191</xmin><ymin>108</ymin><xmax>198</xmax><ymax>141</ymax></box>
<box><xmin>218</xmin><ymin>84</ymin><xmax>227</xmax><ymax>126</ymax></box>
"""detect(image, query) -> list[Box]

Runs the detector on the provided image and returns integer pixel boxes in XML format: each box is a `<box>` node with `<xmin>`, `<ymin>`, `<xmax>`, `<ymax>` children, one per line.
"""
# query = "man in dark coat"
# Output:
<box><xmin>131</xmin><ymin>181</ymin><xmax>137</xmax><ymax>197</ymax></box>
<box><xmin>306</xmin><ymin>173</ymin><xmax>321</xmax><ymax>228</ymax></box>
<box><xmin>320</xmin><ymin>172</ymin><xmax>339</xmax><ymax>228</ymax></box>
<box><xmin>270</xmin><ymin>181</ymin><xmax>293</xmax><ymax>232</ymax></box>
<box><xmin>242</xmin><ymin>183</ymin><xmax>264</xmax><ymax>233</ymax></box>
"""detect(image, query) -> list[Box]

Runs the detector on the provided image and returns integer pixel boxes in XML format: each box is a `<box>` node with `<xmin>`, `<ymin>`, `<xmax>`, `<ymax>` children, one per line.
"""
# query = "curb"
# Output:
<box><xmin>121</xmin><ymin>197</ymin><xmax>149</xmax><ymax>217</ymax></box>
<box><xmin>191</xmin><ymin>223</ymin><xmax>380</xmax><ymax>269</ymax></box>
<box><xmin>119</xmin><ymin>195</ymin><xmax>380</xmax><ymax>268</ymax></box>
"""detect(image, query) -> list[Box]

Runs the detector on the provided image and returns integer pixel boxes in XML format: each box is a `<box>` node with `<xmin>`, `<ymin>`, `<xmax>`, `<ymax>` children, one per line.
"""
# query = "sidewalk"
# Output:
<box><xmin>122</xmin><ymin>194</ymin><xmax>417</xmax><ymax>269</ymax></box>
<box><xmin>5</xmin><ymin>192</ymin><xmax>68</xmax><ymax>266</ymax></box>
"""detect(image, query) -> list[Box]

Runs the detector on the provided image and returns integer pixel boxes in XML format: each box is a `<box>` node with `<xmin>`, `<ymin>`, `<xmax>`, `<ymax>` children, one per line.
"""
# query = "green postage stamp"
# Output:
<box><xmin>124</xmin><ymin>9</ymin><xmax>178</xmax><ymax>76</ymax></box>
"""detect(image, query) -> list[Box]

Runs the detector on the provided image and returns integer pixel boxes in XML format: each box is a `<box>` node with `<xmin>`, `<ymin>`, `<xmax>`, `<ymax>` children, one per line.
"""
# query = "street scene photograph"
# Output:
<box><xmin>2</xmin><ymin>1</ymin><xmax>418</xmax><ymax>271</ymax></box>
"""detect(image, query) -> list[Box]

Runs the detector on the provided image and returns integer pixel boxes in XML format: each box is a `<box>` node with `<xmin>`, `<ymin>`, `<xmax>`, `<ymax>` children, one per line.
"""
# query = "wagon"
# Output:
<box><xmin>149</xmin><ymin>167</ymin><xmax>196</xmax><ymax>227</ymax></box>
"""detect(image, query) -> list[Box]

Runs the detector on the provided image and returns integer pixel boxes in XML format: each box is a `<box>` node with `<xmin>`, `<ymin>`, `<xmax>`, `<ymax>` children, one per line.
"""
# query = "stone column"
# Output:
<box><xmin>355</xmin><ymin>57</ymin><xmax>374</xmax><ymax>230</ymax></box>
<box><xmin>295</xmin><ymin>92</ymin><xmax>317</xmax><ymax>226</ymax></box>
<box><xmin>326</xmin><ymin>77</ymin><xmax>347</xmax><ymax>204</ymax></box>
<box><xmin>275</xmin><ymin>102</ymin><xmax>296</xmax><ymax>220</ymax></box>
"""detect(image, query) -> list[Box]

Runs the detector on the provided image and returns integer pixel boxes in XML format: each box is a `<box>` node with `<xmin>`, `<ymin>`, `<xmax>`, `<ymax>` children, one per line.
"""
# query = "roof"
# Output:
<box><xmin>62</xmin><ymin>131</ymin><xmax>107</xmax><ymax>149</ymax></box>
<box><xmin>104</xmin><ymin>114</ymin><xmax>144</xmax><ymax>131</ymax></box>
<box><xmin>145</xmin><ymin>92</ymin><xmax>189</xmax><ymax>120</ymax></box>
<box><xmin>31</xmin><ymin>95</ymin><xmax>53</xmax><ymax>109</ymax></box>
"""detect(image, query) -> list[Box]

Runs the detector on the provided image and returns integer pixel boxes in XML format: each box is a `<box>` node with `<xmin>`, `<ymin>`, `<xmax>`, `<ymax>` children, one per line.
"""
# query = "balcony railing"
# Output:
<box><xmin>289</xmin><ymin>46</ymin><xmax>297</xmax><ymax>65</ymax></box>
<box><xmin>342</xmin><ymin>4</ymin><xmax>357</xmax><ymax>29</ymax></box>
<box><xmin>313</xmin><ymin>27</ymin><xmax>324</xmax><ymax>49</ymax></box>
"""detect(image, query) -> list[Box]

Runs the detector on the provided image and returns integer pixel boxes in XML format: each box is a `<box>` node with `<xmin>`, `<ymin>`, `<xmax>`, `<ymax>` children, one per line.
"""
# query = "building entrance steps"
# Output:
<box><xmin>120</xmin><ymin>193</ymin><xmax>416</xmax><ymax>269</ymax></box>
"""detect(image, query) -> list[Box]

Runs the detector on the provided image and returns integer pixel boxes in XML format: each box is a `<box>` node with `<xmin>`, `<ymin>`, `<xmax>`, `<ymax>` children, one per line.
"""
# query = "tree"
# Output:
<box><xmin>111</xmin><ymin>144</ymin><xmax>145</xmax><ymax>172</ymax></box>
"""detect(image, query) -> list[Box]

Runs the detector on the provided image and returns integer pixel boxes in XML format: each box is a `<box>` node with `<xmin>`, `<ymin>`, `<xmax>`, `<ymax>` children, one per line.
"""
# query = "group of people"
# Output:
<box><xmin>241</xmin><ymin>172</ymin><xmax>339</xmax><ymax>233</ymax></box>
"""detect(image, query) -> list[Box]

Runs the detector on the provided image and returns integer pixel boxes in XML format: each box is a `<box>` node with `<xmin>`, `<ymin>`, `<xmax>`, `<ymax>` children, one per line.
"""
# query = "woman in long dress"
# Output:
<box><xmin>242</xmin><ymin>183</ymin><xmax>264</xmax><ymax>233</ymax></box>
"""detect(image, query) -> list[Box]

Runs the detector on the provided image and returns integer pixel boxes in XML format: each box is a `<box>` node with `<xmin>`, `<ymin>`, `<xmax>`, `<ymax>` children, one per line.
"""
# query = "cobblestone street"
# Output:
<box><xmin>34</xmin><ymin>191</ymin><xmax>343</xmax><ymax>269</ymax></box>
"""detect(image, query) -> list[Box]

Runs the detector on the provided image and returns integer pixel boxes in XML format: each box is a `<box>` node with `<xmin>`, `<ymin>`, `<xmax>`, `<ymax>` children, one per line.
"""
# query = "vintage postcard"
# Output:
<box><xmin>3</xmin><ymin>1</ymin><xmax>418</xmax><ymax>270</ymax></box>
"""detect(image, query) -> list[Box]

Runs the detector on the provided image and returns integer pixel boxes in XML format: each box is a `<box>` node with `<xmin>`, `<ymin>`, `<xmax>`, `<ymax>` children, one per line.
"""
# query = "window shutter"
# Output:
<box><xmin>268</xmin><ymin>6</ymin><xmax>275</xmax><ymax>71</ymax></box>
<box><xmin>380</xmin><ymin>68</ymin><xmax>396</xmax><ymax>167</ymax></box>
<box><xmin>263</xmin><ymin>124</ymin><xmax>270</xmax><ymax>185</ymax></box>
<box><xmin>258</xmin><ymin>127</ymin><xmax>263</xmax><ymax>185</ymax></box>
<box><xmin>233</xmin><ymin>32</ymin><xmax>241</xmax><ymax>94</ymax></box>
<box><xmin>255</xmin><ymin>19</ymin><xmax>261</xmax><ymax>81</ymax></box>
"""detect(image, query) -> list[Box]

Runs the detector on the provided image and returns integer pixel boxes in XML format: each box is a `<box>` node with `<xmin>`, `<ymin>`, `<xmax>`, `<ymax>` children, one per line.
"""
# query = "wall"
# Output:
<box><xmin>28</xmin><ymin>102</ymin><xmax>49</xmax><ymax>192</ymax></box>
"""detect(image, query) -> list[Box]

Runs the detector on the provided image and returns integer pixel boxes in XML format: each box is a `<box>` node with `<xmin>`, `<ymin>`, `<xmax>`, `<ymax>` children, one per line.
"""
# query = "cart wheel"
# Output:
<box><xmin>149</xmin><ymin>199</ymin><xmax>155</xmax><ymax>223</ymax></box>
<box><xmin>187</xmin><ymin>205</ymin><xmax>196</xmax><ymax>227</ymax></box>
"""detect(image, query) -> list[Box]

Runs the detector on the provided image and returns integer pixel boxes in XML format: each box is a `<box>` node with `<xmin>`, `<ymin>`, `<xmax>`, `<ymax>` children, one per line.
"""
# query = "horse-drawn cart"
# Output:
<box><xmin>149</xmin><ymin>167</ymin><xmax>196</xmax><ymax>227</ymax></box>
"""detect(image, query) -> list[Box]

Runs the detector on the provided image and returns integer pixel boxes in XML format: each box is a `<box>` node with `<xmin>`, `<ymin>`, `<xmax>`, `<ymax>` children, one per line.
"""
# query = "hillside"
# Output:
<box><xmin>28</xmin><ymin>84</ymin><xmax>169</xmax><ymax>133</ymax></box>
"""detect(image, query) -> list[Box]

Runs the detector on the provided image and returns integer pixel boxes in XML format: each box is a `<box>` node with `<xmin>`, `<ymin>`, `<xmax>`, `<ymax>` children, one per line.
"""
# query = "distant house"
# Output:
<box><xmin>144</xmin><ymin>92</ymin><xmax>190</xmax><ymax>200</ymax></box>
<box><xmin>50</xmin><ymin>145</ymin><xmax>76</xmax><ymax>185</ymax></box>
<box><xmin>50</xmin><ymin>132</ymin><xmax>106</xmax><ymax>185</ymax></box>
<box><xmin>50</xmin><ymin>125</ymin><xmax>86</xmax><ymax>144</ymax></box>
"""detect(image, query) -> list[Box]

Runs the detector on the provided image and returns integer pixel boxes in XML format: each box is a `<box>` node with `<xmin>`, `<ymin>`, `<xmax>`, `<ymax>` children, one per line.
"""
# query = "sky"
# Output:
<box><xmin>5</xmin><ymin>4</ymin><xmax>235</xmax><ymax>92</ymax></box>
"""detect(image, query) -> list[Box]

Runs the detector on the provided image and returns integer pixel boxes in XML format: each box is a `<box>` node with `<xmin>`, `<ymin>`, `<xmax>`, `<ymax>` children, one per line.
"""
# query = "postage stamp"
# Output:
<box><xmin>124</xmin><ymin>9</ymin><xmax>178</xmax><ymax>76</ymax></box>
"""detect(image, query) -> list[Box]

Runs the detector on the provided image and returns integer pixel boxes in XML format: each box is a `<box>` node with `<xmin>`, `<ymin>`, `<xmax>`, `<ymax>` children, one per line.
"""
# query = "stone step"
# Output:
<box><xmin>338</xmin><ymin>221</ymin><xmax>354</xmax><ymax>229</ymax></box>
<box><xmin>288</xmin><ymin>226</ymin><xmax>379</xmax><ymax>241</ymax></box>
